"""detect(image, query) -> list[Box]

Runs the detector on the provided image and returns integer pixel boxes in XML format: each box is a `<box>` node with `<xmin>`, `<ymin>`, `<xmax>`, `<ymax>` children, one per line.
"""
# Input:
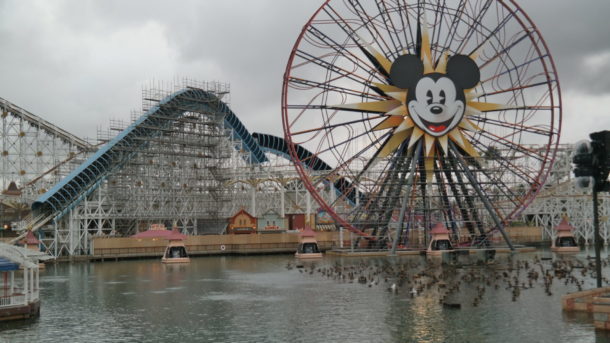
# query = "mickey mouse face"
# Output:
<box><xmin>409</xmin><ymin>74</ymin><xmax>463</xmax><ymax>136</ymax></box>
<box><xmin>390</xmin><ymin>54</ymin><xmax>480</xmax><ymax>137</ymax></box>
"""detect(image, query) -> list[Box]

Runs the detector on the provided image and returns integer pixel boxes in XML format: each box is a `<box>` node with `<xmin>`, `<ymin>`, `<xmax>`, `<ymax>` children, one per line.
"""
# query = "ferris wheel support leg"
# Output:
<box><xmin>449</xmin><ymin>143</ymin><xmax>515</xmax><ymax>251</ymax></box>
<box><xmin>391</xmin><ymin>142</ymin><xmax>422</xmax><ymax>255</ymax></box>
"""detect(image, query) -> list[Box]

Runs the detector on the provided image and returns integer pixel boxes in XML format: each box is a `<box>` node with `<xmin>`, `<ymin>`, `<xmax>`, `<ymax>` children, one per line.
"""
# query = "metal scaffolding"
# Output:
<box><xmin>0</xmin><ymin>97</ymin><xmax>93</xmax><ymax>233</ymax></box>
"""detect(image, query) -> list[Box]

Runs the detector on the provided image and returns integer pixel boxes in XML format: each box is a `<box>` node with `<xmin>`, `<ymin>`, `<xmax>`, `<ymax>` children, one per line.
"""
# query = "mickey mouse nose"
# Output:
<box><xmin>430</xmin><ymin>106</ymin><xmax>443</xmax><ymax>115</ymax></box>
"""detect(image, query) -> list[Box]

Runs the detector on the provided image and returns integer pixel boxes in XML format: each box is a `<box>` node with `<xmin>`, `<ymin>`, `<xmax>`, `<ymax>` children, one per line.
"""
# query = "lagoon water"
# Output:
<box><xmin>0</xmin><ymin>251</ymin><xmax>609</xmax><ymax>343</ymax></box>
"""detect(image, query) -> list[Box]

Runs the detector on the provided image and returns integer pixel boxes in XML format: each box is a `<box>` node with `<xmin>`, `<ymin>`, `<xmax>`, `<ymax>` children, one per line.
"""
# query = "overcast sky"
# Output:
<box><xmin>0</xmin><ymin>0</ymin><xmax>608</xmax><ymax>144</ymax></box>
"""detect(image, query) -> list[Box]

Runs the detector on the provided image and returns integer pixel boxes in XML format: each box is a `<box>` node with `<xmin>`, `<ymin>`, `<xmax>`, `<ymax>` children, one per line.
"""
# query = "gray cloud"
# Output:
<box><xmin>520</xmin><ymin>0</ymin><xmax>610</xmax><ymax>95</ymax></box>
<box><xmin>0</xmin><ymin>0</ymin><xmax>606</xmax><ymax>144</ymax></box>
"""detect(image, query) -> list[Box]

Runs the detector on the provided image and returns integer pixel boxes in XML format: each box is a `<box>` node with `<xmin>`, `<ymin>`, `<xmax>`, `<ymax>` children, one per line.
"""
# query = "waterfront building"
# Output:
<box><xmin>257</xmin><ymin>209</ymin><xmax>284</xmax><ymax>231</ymax></box>
<box><xmin>22</xmin><ymin>230</ymin><xmax>40</xmax><ymax>251</ymax></box>
<box><xmin>0</xmin><ymin>243</ymin><xmax>49</xmax><ymax>321</ymax></box>
<box><xmin>227</xmin><ymin>209</ymin><xmax>257</xmax><ymax>234</ymax></box>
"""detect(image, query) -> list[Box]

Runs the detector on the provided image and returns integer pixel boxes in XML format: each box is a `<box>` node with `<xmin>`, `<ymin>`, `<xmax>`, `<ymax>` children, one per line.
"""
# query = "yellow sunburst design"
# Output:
<box><xmin>332</xmin><ymin>16</ymin><xmax>508</xmax><ymax>183</ymax></box>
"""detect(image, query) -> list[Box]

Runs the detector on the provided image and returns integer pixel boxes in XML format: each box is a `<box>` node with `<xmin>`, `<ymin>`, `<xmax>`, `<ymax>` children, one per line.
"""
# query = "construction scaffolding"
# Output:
<box><xmin>41</xmin><ymin>81</ymin><xmax>231</xmax><ymax>254</ymax></box>
<box><xmin>0</xmin><ymin>97</ymin><xmax>94</xmax><ymax>232</ymax></box>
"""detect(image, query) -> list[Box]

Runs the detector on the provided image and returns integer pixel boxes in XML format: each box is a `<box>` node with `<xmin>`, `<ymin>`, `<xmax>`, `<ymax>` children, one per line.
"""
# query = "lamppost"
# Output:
<box><xmin>573</xmin><ymin>130</ymin><xmax>610</xmax><ymax>288</ymax></box>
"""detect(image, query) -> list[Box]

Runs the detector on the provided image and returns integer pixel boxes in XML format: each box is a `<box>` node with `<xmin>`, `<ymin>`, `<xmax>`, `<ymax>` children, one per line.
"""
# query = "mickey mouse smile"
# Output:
<box><xmin>410</xmin><ymin>102</ymin><xmax>464</xmax><ymax>135</ymax></box>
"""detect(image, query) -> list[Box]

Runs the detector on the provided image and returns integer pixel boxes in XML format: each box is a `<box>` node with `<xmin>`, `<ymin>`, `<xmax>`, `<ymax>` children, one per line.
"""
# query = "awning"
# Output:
<box><xmin>0</xmin><ymin>257</ymin><xmax>19</xmax><ymax>271</ymax></box>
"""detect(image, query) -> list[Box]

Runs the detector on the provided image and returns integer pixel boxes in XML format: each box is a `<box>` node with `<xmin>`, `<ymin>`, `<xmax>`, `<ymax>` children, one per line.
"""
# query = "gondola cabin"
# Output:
<box><xmin>161</xmin><ymin>228</ymin><xmax>190</xmax><ymax>264</ymax></box>
<box><xmin>551</xmin><ymin>218</ymin><xmax>579</xmax><ymax>253</ymax></box>
<box><xmin>295</xmin><ymin>227</ymin><xmax>322</xmax><ymax>259</ymax></box>
<box><xmin>427</xmin><ymin>223</ymin><xmax>453</xmax><ymax>256</ymax></box>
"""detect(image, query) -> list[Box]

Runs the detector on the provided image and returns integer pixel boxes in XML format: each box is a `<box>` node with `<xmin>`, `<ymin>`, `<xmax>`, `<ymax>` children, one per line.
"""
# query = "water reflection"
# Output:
<box><xmin>0</xmin><ymin>252</ymin><xmax>605</xmax><ymax>342</ymax></box>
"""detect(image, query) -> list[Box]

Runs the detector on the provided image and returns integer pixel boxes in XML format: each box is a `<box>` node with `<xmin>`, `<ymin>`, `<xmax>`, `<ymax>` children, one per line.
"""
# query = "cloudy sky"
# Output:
<box><xmin>0</xmin><ymin>0</ymin><xmax>608</xmax><ymax>144</ymax></box>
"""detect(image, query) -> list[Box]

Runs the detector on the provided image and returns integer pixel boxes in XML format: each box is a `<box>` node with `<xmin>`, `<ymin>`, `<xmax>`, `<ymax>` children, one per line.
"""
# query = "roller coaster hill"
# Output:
<box><xmin>0</xmin><ymin>80</ymin><xmax>609</xmax><ymax>258</ymax></box>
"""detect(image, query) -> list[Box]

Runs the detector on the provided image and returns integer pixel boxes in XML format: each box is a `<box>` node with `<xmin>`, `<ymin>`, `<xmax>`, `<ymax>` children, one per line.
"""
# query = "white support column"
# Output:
<box><xmin>306</xmin><ymin>191</ymin><xmax>312</xmax><ymax>226</ymax></box>
<box><xmin>69</xmin><ymin>209</ymin><xmax>76</xmax><ymax>255</ymax></box>
<box><xmin>30</xmin><ymin>268</ymin><xmax>34</xmax><ymax>301</ymax></box>
<box><xmin>84</xmin><ymin>226</ymin><xmax>89</xmax><ymax>255</ymax></box>
<box><xmin>54</xmin><ymin>221</ymin><xmax>59</xmax><ymax>257</ymax></box>
<box><xmin>251</xmin><ymin>184</ymin><xmax>257</xmax><ymax>217</ymax></box>
<box><xmin>97</xmin><ymin>186</ymin><xmax>104</xmax><ymax>236</ymax></box>
<box><xmin>23</xmin><ymin>266</ymin><xmax>28</xmax><ymax>304</ymax></box>
<box><xmin>9</xmin><ymin>271</ymin><xmax>13</xmax><ymax>295</ymax></box>
<box><xmin>35</xmin><ymin>268</ymin><xmax>39</xmax><ymax>300</ymax></box>
<box><xmin>280</xmin><ymin>186</ymin><xmax>285</xmax><ymax>218</ymax></box>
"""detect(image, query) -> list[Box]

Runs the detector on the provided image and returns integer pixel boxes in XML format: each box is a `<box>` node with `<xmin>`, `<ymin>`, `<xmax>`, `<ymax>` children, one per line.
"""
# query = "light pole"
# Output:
<box><xmin>573</xmin><ymin>130</ymin><xmax>610</xmax><ymax>288</ymax></box>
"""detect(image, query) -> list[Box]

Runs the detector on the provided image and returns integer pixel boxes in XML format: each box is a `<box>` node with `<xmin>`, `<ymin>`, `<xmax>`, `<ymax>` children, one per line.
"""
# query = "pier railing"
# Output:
<box><xmin>0</xmin><ymin>294</ymin><xmax>27</xmax><ymax>307</ymax></box>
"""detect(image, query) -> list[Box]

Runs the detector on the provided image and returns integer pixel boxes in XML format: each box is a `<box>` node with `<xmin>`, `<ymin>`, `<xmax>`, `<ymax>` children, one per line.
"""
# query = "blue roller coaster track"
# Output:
<box><xmin>252</xmin><ymin>132</ymin><xmax>331</xmax><ymax>171</ymax></box>
<box><xmin>32</xmin><ymin>88</ymin><xmax>267</xmax><ymax>222</ymax></box>
<box><xmin>29</xmin><ymin>87</ymin><xmax>361</xmax><ymax>231</ymax></box>
<box><xmin>252</xmin><ymin>132</ymin><xmax>358</xmax><ymax>205</ymax></box>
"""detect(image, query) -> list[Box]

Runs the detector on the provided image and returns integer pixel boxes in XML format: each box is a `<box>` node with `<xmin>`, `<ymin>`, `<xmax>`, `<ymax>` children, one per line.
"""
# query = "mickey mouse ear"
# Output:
<box><xmin>390</xmin><ymin>55</ymin><xmax>424</xmax><ymax>89</ymax></box>
<box><xmin>446</xmin><ymin>55</ymin><xmax>480</xmax><ymax>89</ymax></box>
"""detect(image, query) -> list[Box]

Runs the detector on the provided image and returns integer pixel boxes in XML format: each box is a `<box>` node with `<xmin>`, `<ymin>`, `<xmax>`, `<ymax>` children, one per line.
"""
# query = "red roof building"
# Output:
<box><xmin>132</xmin><ymin>225</ymin><xmax>186</xmax><ymax>240</ymax></box>
<box><xmin>22</xmin><ymin>231</ymin><xmax>41</xmax><ymax>251</ymax></box>
<box><xmin>227</xmin><ymin>209</ymin><xmax>257</xmax><ymax>234</ymax></box>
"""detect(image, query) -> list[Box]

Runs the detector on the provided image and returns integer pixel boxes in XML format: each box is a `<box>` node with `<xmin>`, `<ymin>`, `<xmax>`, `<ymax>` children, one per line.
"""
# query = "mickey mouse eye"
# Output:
<box><xmin>426</xmin><ymin>90</ymin><xmax>433</xmax><ymax>105</ymax></box>
<box><xmin>439</xmin><ymin>90</ymin><xmax>446</xmax><ymax>105</ymax></box>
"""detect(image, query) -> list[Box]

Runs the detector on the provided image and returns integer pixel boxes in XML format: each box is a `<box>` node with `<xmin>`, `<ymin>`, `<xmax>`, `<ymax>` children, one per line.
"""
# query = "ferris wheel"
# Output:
<box><xmin>281</xmin><ymin>0</ymin><xmax>561</xmax><ymax>249</ymax></box>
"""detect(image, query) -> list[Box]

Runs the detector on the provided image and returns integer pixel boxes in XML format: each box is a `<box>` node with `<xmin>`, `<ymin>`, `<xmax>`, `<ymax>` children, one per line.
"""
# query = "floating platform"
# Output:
<box><xmin>78</xmin><ymin>232</ymin><xmax>545</xmax><ymax>262</ymax></box>
<box><xmin>89</xmin><ymin>232</ymin><xmax>342</xmax><ymax>261</ymax></box>
<box><xmin>562</xmin><ymin>286</ymin><xmax>610</xmax><ymax>330</ymax></box>
<box><xmin>0</xmin><ymin>299</ymin><xmax>40</xmax><ymax>322</ymax></box>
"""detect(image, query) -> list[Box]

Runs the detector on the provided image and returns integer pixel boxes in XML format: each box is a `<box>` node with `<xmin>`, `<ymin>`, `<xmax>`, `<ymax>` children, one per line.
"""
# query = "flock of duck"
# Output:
<box><xmin>287</xmin><ymin>255</ymin><xmax>609</xmax><ymax>308</ymax></box>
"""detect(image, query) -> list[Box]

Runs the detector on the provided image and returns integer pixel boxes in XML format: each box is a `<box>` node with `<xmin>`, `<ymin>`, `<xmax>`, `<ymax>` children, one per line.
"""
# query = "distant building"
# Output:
<box><xmin>257</xmin><ymin>209</ymin><xmax>284</xmax><ymax>231</ymax></box>
<box><xmin>227</xmin><ymin>209</ymin><xmax>257</xmax><ymax>234</ymax></box>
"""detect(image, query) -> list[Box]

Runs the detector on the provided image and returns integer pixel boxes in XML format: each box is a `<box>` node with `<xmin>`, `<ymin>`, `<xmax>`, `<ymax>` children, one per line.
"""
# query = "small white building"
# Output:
<box><xmin>0</xmin><ymin>242</ymin><xmax>50</xmax><ymax>320</ymax></box>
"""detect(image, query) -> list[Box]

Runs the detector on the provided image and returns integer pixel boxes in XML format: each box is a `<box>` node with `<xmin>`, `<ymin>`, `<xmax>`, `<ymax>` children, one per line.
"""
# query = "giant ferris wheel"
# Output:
<box><xmin>282</xmin><ymin>0</ymin><xmax>561</xmax><ymax>249</ymax></box>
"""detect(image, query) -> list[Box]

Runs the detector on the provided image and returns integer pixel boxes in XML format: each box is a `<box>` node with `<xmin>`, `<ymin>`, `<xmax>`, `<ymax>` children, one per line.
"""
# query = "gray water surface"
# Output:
<box><xmin>0</xmin><ymin>252</ymin><xmax>608</xmax><ymax>343</ymax></box>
